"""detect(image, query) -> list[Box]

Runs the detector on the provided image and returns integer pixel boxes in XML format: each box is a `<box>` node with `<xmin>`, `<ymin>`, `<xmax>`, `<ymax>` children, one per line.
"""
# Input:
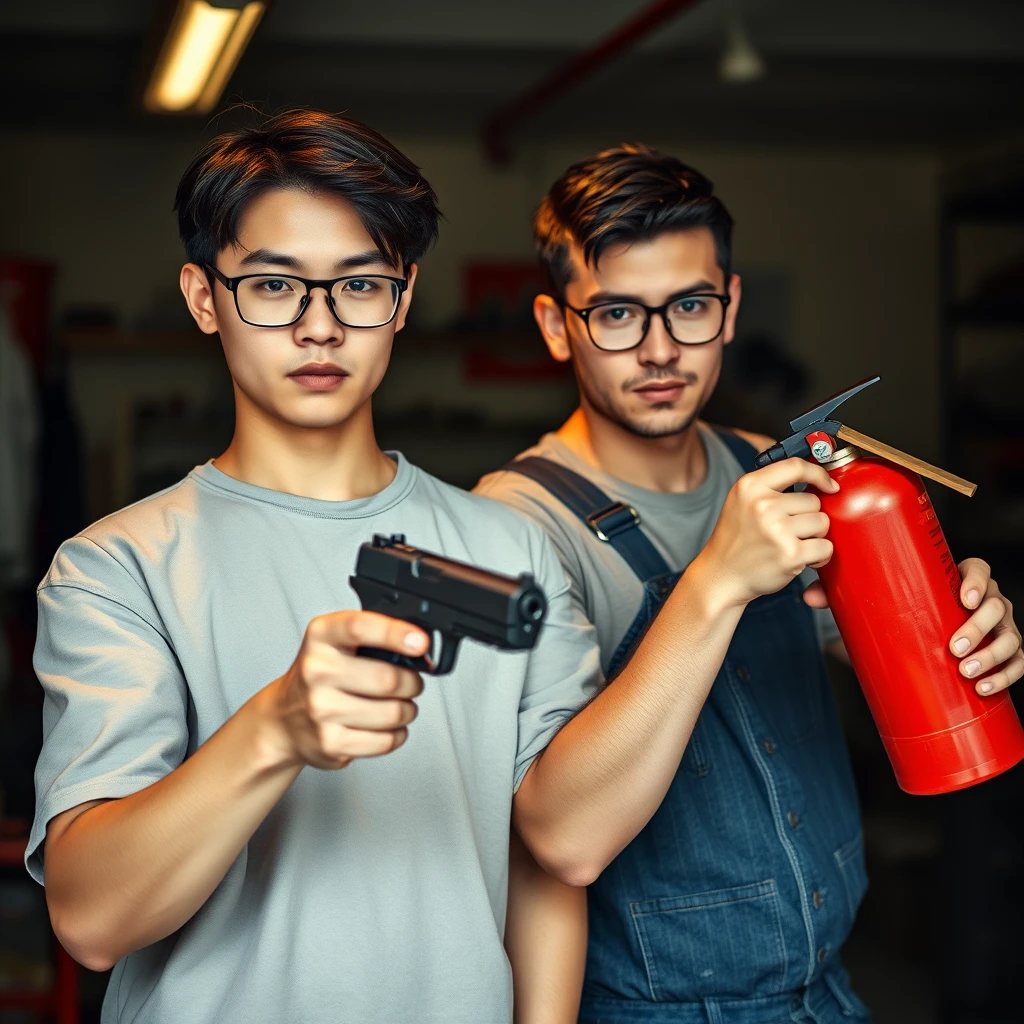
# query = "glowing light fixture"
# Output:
<box><xmin>718</xmin><ymin>18</ymin><xmax>765</xmax><ymax>85</ymax></box>
<box><xmin>143</xmin><ymin>0</ymin><xmax>265</xmax><ymax>114</ymax></box>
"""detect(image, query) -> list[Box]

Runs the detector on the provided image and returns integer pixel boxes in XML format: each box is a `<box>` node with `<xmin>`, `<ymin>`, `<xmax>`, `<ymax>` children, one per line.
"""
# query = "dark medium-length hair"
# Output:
<box><xmin>175</xmin><ymin>109</ymin><xmax>441</xmax><ymax>272</ymax></box>
<box><xmin>534</xmin><ymin>143</ymin><xmax>734</xmax><ymax>297</ymax></box>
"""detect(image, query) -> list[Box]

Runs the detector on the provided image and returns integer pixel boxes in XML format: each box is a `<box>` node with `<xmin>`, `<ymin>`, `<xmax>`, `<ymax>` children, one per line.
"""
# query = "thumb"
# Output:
<box><xmin>802</xmin><ymin>580</ymin><xmax>830</xmax><ymax>609</ymax></box>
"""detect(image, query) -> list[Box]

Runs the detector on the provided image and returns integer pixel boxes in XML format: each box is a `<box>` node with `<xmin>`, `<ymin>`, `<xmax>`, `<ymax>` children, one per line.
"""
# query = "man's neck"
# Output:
<box><xmin>555</xmin><ymin>406</ymin><xmax>708</xmax><ymax>494</ymax></box>
<box><xmin>214</xmin><ymin>391</ymin><xmax>396</xmax><ymax>501</ymax></box>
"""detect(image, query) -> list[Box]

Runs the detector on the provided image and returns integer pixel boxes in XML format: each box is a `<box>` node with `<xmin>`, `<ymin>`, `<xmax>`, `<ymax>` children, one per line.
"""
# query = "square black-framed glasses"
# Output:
<box><xmin>204</xmin><ymin>264</ymin><xmax>408</xmax><ymax>329</ymax></box>
<box><xmin>561</xmin><ymin>293</ymin><xmax>731</xmax><ymax>351</ymax></box>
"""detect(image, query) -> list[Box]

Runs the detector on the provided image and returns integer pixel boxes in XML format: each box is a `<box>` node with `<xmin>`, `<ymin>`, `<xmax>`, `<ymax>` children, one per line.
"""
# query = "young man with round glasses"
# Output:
<box><xmin>477</xmin><ymin>144</ymin><xmax>1024</xmax><ymax>1024</ymax></box>
<box><xmin>25</xmin><ymin>110</ymin><xmax>613</xmax><ymax>1024</ymax></box>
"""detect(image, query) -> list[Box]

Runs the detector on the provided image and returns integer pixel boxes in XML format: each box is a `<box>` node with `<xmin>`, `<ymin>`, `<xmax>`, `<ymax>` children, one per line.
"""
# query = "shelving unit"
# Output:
<box><xmin>938</xmin><ymin>174</ymin><xmax>1024</xmax><ymax>574</ymax></box>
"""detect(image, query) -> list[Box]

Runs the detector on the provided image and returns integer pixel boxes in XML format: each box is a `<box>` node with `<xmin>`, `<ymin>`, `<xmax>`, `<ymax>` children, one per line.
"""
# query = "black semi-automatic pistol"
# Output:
<box><xmin>350</xmin><ymin>534</ymin><xmax>548</xmax><ymax>675</ymax></box>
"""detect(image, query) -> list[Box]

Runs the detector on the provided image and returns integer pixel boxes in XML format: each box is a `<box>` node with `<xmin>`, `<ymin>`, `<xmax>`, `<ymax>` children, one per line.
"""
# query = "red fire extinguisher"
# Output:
<box><xmin>755</xmin><ymin>377</ymin><xmax>1024</xmax><ymax>795</ymax></box>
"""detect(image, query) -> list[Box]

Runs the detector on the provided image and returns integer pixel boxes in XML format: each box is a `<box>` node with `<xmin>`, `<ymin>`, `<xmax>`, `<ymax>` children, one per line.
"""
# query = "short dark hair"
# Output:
<box><xmin>534</xmin><ymin>143</ymin><xmax>733</xmax><ymax>296</ymax></box>
<box><xmin>175</xmin><ymin>109</ymin><xmax>441</xmax><ymax>271</ymax></box>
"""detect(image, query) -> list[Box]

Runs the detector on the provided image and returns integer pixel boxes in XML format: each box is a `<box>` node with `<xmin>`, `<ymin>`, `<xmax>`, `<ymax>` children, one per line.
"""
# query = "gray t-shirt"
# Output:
<box><xmin>29</xmin><ymin>455</ymin><xmax>600</xmax><ymax>1024</ymax></box>
<box><xmin>475</xmin><ymin>425</ymin><xmax>839</xmax><ymax>676</ymax></box>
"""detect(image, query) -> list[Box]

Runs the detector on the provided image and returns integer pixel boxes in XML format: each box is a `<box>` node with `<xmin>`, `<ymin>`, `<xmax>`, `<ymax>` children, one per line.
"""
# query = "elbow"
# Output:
<box><xmin>75</xmin><ymin>947</ymin><xmax>118</xmax><ymax>974</ymax></box>
<box><xmin>547</xmin><ymin>858</ymin><xmax>603</xmax><ymax>888</ymax></box>
<box><xmin>517</xmin><ymin>829</ymin><xmax>609</xmax><ymax>888</ymax></box>
<box><xmin>48</xmin><ymin>902</ymin><xmax>121</xmax><ymax>973</ymax></box>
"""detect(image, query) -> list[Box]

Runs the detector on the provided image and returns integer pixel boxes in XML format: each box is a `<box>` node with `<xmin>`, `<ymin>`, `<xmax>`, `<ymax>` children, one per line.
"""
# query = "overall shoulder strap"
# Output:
<box><xmin>712</xmin><ymin>427</ymin><xmax>759</xmax><ymax>473</ymax></box>
<box><xmin>502</xmin><ymin>456</ymin><xmax>671</xmax><ymax>583</ymax></box>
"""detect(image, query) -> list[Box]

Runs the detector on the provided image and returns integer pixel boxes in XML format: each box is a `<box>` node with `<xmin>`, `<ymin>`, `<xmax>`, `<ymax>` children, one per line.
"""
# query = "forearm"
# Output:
<box><xmin>505</xmin><ymin>829</ymin><xmax>587</xmax><ymax>1024</ymax></box>
<box><xmin>45</xmin><ymin>684</ymin><xmax>300</xmax><ymax>970</ymax></box>
<box><xmin>515</xmin><ymin>552</ymin><xmax>743</xmax><ymax>884</ymax></box>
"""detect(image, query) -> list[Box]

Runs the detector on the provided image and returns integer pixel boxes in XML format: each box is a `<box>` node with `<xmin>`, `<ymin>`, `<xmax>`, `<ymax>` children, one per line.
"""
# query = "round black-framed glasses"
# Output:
<box><xmin>562</xmin><ymin>293</ymin><xmax>730</xmax><ymax>352</ymax></box>
<box><xmin>205</xmin><ymin>264</ymin><xmax>408</xmax><ymax>329</ymax></box>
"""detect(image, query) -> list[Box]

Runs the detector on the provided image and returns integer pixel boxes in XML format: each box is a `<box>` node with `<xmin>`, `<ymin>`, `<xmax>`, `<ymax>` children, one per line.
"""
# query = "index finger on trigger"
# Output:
<box><xmin>316</xmin><ymin>610</ymin><xmax>430</xmax><ymax>657</ymax></box>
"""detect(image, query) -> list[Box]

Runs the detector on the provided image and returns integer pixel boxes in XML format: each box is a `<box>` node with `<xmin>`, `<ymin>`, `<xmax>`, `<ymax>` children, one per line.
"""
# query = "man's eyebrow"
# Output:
<box><xmin>334</xmin><ymin>249</ymin><xmax>395</xmax><ymax>272</ymax></box>
<box><xmin>583</xmin><ymin>279</ymin><xmax>721</xmax><ymax>305</ymax></box>
<box><xmin>235</xmin><ymin>248</ymin><xmax>396</xmax><ymax>273</ymax></box>
<box><xmin>238</xmin><ymin>249</ymin><xmax>302</xmax><ymax>269</ymax></box>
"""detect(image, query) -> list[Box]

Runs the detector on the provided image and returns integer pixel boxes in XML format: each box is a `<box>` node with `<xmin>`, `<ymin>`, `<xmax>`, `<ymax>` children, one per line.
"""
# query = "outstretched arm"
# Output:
<box><xmin>44</xmin><ymin>611</ymin><xmax>429</xmax><ymax>971</ymax></box>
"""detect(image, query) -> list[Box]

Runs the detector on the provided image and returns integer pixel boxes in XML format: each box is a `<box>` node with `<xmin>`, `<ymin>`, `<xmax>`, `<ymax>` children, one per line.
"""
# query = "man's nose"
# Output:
<box><xmin>637</xmin><ymin>312</ymin><xmax>679</xmax><ymax>365</ymax></box>
<box><xmin>295</xmin><ymin>287</ymin><xmax>343</xmax><ymax>346</ymax></box>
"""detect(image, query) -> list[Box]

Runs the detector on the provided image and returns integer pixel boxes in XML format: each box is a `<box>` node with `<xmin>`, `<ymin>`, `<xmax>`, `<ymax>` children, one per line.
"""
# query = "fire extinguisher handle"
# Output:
<box><xmin>753</xmin><ymin>375</ymin><xmax>881</xmax><ymax>468</ymax></box>
<box><xmin>753</xmin><ymin>419</ymin><xmax>843</xmax><ymax>468</ymax></box>
<box><xmin>789</xmin><ymin>376</ymin><xmax>880</xmax><ymax>433</ymax></box>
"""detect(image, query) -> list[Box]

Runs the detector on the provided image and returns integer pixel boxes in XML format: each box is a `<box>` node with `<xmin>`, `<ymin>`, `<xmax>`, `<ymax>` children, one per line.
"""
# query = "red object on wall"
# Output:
<box><xmin>814</xmin><ymin>451</ymin><xmax>1024</xmax><ymax>795</ymax></box>
<box><xmin>464</xmin><ymin>262</ymin><xmax>545</xmax><ymax>318</ymax></box>
<box><xmin>0</xmin><ymin>257</ymin><xmax>55</xmax><ymax>372</ymax></box>
<box><xmin>462</xmin><ymin>261</ymin><xmax>569</xmax><ymax>381</ymax></box>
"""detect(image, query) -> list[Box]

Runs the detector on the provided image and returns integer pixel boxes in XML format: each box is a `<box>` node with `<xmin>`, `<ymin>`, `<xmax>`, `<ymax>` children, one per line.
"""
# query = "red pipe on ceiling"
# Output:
<box><xmin>482</xmin><ymin>0</ymin><xmax>705</xmax><ymax>163</ymax></box>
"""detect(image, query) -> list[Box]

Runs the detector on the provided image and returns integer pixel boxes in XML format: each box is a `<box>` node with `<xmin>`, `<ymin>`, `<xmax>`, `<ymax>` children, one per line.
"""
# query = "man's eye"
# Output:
<box><xmin>598</xmin><ymin>305</ymin><xmax>637</xmax><ymax>325</ymax></box>
<box><xmin>673</xmin><ymin>297</ymin><xmax>709</xmax><ymax>316</ymax></box>
<box><xmin>344</xmin><ymin>279</ymin><xmax>379</xmax><ymax>295</ymax></box>
<box><xmin>257</xmin><ymin>278</ymin><xmax>293</xmax><ymax>294</ymax></box>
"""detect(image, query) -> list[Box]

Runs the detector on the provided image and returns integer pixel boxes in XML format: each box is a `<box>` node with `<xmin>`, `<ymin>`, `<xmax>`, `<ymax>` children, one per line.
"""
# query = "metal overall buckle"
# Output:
<box><xmin>585</xmin><ymin>503</ymin><xmax>641</xmax><ymax>542</ymax></box>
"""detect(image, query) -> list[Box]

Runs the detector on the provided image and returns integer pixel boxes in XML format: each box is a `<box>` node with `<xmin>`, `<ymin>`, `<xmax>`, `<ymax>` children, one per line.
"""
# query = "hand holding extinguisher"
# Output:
<box><xmin>755</xmin><ymin>377</ymin><xmax>1024</xmax><ymax>795</ymax></box>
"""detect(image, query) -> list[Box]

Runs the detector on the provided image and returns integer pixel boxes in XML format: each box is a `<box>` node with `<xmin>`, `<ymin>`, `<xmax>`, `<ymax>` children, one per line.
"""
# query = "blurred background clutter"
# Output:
<box><xmin>1</xmin><ymin>1</ymin><xmax>1023</xmax><ymax>1020</ymax></box>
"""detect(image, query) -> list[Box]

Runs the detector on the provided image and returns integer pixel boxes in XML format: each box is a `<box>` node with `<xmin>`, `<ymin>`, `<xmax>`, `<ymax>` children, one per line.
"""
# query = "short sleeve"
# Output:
<box><xmin>512</xmin><ymin>526</ymin><xmax>602</xmax><ymax>790</ymax></box>
<box><xmin>26</xmin><ymin>538</ymin><xmax>189</xmax><ymax>884</ymax></box>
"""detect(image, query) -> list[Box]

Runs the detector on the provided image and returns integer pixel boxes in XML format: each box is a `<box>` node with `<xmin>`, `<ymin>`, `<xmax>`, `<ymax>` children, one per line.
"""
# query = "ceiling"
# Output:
<box><xmin>3</xmin><ymin>0</ymin><xmax>1024</xmax><ymax>151</ymax></box>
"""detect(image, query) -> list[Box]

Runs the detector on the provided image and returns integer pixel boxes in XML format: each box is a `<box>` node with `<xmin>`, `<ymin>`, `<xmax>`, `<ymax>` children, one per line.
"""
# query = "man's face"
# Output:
<box><xmin>537</xmin><ymin>227</ymin><xmax>740</xmax><ymax>439</ymax></box>
<box><xmin>181</xmin><ymin>187</ymin><xmax>415</xmax><ymax>431</ymax></box>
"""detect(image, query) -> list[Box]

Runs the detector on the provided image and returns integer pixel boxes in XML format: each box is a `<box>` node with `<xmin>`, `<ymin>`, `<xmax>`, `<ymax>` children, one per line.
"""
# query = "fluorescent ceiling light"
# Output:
<box><xmin>144</xmin><ymin>0</ymin><xmax>265</xmax><ymax>114</ymax></box>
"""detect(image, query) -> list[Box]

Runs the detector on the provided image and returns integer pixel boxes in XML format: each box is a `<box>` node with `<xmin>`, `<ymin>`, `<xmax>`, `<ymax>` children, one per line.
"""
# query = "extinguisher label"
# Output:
<box><xmin>919</xmin><ymin>491</ymin><xmax>961</xmax><ymax>602</ymax></box>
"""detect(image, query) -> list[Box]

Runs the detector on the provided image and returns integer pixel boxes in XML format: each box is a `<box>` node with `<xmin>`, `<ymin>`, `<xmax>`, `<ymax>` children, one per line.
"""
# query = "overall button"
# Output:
<box><xmin>763</xmin><ymin>737</ymin><xmax>777</xmax><ymax>755</ymax></box>
<box><xmin>787</xmin><ymin>810</ymin><xmax>800</xmax><ymax>829</ymax></box>
<box><xmin>813</xmin><ymin>890</ymin><xmax>824</xmax><ymax>909</ymax></box>
<box><xmin>736</xmin><ymin>665</ymin><xmax>751</xmax><ymax>681</ymax></box>
<box><xmin>817</xmin><ymin>947</ymin><xmax>829</xmax><ymax>964</ymax></box>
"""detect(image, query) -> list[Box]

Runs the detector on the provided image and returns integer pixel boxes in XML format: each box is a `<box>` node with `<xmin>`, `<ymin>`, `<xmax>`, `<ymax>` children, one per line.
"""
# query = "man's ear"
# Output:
<box><xmin>393</xmin><ymin>263</ymin><xmax>419</xmax><ymax>333</ymax></box>
<box><xmin>533</xmin><ymin>294</ymin><xmax>571</xmax><ymax>363</ymax></box>
<box><xmin>723</xmin><ymin>273</ymin><xmax>742</xmax><ymax>346</ymax></box>
<box><xmin>180</xmin><ymin>263</ymin><xmax>220</xmax><ymax>335</ymax></box>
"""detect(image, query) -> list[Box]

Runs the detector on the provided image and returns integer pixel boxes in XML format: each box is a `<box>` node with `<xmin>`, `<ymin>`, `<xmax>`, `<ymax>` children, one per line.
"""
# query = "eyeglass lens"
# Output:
<box><xmin>236</xmin><ymin>276</ymin><xmax>401</xmax><ymax>328</ymax></box>
<box><xmin>588</xmin><ymin>296</ymin><xmax>725</xmax><ymax>350</ymax></box>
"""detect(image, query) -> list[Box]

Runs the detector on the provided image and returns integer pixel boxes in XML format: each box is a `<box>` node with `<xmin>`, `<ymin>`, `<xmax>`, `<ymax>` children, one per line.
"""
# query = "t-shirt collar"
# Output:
<box><xmin>189</xmin><ymin>451</ymin><xmax>417</xmax><ymax>519</ymax></box>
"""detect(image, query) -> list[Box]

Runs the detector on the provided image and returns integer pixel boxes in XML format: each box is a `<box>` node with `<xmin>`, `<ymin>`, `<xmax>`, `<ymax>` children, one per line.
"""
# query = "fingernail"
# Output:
<box><xmin>830</xmin><ymin>479</ymin><xmax>840</xmax><ymax>491</ymax></box>
<box><xmin>964</xmin><ymin>660</ymin><xmax>981</xmax><ymax>678</ymax></box>
<box><xmin>979</xmin><ymin>681</ymin><xmax>994</xmax><ymax>694</ymax></box>
<box><xmin>966</xmin><ymin>589</ymin><xmax>980</xmax><ymax>608</ymax></box>
<box><xmin>405</xmin><ymin>631</ymin><xmax>423</xmax><ymax>651</ymax></box>
<box><xmin>953</xmin><ymin>638</ymin><xmax>971</xmax><ymax>655</ymax></box>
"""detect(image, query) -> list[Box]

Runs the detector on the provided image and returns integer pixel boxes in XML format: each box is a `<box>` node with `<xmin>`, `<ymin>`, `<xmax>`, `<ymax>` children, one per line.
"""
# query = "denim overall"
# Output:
<box><xmin>507</xmin><ymin>432</ymin><xmax>870</xmax><ymax>1024</ymax></box>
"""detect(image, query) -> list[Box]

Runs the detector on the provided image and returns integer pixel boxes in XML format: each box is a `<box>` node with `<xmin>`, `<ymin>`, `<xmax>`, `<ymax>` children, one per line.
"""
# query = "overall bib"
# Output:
<box><xmin>507</xmin><ymin>431</ymin><xmax>870</xmax><ymax>1024</ymax></box>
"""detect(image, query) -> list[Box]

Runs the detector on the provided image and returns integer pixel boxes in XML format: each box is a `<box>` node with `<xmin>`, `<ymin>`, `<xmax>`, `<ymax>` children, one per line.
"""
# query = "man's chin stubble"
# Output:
<box><xmin>619</xmin><ymin>410</ymin><xmax>700</xmax><ymax>439</ymax></box>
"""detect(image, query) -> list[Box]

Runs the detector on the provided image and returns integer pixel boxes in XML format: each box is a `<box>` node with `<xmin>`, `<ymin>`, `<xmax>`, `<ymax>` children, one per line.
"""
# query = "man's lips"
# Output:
<box><xmin>288</xmin><ymin>363</ymin><xmax>349</xmax><ymax>391</ymax></box>
<box><xmin>633</xmin><ymin>381</ymin><xmax>689</xmax><ymax>402</ymax></box>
